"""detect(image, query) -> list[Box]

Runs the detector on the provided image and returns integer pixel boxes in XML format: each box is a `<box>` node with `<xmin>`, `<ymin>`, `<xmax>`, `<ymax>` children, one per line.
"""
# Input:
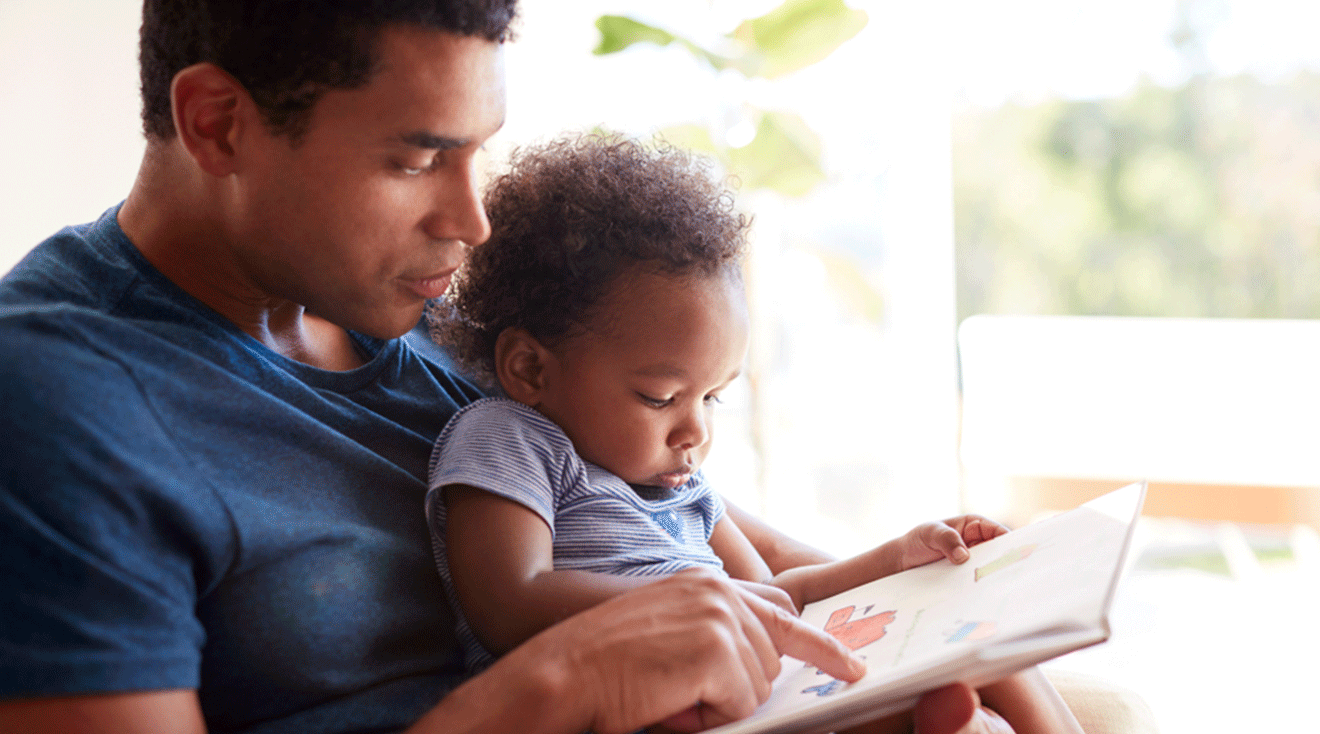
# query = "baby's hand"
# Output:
<box><xmin>893</xmin><ymin>515</ymin><xmax>1009</xmax><ymax>572</ymax></box>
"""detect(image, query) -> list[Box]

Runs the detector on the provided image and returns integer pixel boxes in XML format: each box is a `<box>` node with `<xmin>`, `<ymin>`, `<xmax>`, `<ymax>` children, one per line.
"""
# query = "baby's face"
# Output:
<box><xmin>535</xmin><ymin>269</ymin><xmax>748</xmax><ymax>488</ymax></box>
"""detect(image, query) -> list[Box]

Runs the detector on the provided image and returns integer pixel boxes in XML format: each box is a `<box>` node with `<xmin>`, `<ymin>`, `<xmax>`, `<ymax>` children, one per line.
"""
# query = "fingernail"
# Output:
<box><xmin>953</xmin><ymin>548</ymin><xmax>969</xmax><ymax>563</ymax></box>
<box><xmin>849</xmin><ymin>654</ymin><xmax>868</xmax><ymax>677</ymax></box>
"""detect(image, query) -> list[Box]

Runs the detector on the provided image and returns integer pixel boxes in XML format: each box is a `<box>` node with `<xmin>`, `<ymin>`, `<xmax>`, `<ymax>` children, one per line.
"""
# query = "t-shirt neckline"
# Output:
<box><xmin>97</xmin><ymin>203</ymin><xmax>402</xmax><ymax>392</ymax></box>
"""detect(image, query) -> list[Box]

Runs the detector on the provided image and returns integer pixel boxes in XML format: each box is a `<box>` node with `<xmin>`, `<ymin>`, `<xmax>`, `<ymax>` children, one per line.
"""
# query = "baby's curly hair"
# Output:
<box><xmin>431</xmin><ymin>132</ymin><xmax>749</xmax><ymax>384</ymax></box>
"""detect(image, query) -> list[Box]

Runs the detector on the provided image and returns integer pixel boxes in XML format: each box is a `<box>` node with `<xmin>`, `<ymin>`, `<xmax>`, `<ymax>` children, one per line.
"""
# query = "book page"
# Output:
<box><xmin>705</xmin><ymin>482</ymin><xmax>1145</xmax><ymax>734</ymax></box>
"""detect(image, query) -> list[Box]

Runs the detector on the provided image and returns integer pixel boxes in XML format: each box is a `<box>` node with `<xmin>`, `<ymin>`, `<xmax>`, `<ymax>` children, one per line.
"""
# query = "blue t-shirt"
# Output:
<box><xmin>0</xmin><ymin>206</ymin><xmax>483</xmax><ymax>733</ymax></box>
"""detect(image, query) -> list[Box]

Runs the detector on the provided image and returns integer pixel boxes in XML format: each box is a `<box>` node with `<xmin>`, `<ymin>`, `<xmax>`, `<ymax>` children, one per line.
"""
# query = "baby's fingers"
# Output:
<box><xmin>957</xmin><ymin>515</ymin><xmax>1010</xmax><ymax>545</ymax></box>
<box><xmin>924</xmin><ymin>522</ymin><xmax>971</xmax><ymax>564</ymax></box>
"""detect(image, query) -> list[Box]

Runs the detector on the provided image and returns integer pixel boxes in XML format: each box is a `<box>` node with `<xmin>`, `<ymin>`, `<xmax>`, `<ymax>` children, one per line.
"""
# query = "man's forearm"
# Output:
<box><xmin>469</xmin><ymin>569</ymin><xmax>658</xmax><ymax>656</ymax></box>
<box><xmin>406</xmin><ymin>637</ymin><xmax>585</xmax><ymax>734</ymax></box>
<box><xmin>410</xmin><ymin>569</ymin><xmax>869</xmax><ymax>734</ymax></box>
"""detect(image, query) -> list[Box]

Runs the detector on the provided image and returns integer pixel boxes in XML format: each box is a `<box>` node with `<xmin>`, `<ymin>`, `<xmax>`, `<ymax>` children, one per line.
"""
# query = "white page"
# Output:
<box><xmin>705</xmin><ymin>482</ymin><xmax>1146</xmax><ymax>734</ymax></box>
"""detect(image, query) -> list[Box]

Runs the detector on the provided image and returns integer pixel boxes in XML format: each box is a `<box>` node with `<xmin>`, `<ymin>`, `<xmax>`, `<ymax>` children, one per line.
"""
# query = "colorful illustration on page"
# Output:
<box><xmin>945</xmin><ymin>620</ymin><xmax>997</xmax><ymax>643</ymax></box>
<box><xmin>974</xmin><ymin>544</ymin><xmax>1037</xmax><ymax>582</ymax></box>
<box><xmin>823</xmin><ymin>605</ymin><xmax>897</xmax><ymax>651</ymax></box>
<box><xmin>801</xmin><ymin>679</ymin><xmax>847</xmax><ymax>697</ymax></box>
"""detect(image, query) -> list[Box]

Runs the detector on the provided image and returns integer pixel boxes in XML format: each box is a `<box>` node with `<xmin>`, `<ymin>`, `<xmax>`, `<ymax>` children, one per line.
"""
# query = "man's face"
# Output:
<box><xmin>534</xmin><ymin>270</ymin><xmax>749</xmax><ymax>489</ymax></box>
<box><xmin>234</xmin><ymin>26</ymin><xmax>506</xmax><ymax>338</ymax></box>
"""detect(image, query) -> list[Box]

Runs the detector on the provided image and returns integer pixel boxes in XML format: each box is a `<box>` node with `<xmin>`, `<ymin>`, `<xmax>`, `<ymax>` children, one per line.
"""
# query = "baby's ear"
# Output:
<box><xmin>494</xmin><ymin>328</ymin><xmax>554</xmax><ymax>406</ymax></box>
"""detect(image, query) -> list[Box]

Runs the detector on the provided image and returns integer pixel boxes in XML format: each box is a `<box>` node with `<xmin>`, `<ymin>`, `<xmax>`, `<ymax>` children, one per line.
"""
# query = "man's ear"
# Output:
<box><xmin>494</xmin><ymin>328</ymin><xmax>556</xmax><ymax>406</ymax></box>
<box><xmin>170</xmin><ymin>63</ymin><xmax>250</xmax><ymax>177</ymax></box>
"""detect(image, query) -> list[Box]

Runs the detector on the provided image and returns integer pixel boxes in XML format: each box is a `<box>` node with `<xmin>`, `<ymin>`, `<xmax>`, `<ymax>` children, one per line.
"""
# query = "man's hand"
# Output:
<box><xmin>915</xmin><ymin>684</ymin><xmax>1014</xmax><ymax>734</ymax></box>
<box><xmin>572</xmin><ymin>569</ymin><xmax>865</xmax><ymax>734</ymax></box>
<box><xmin>838</xmin><ymin>683</ymin><xmax>1017</xmax><ymax>734</ymax></box>
<box><xmin>891</xmin><ymin>515</ymin><xmax>1009</xmax><ymax>572</ymax></box>
<box><xmin>455</xmin><ymin>568</ymin><xmax>865</xmax><ymax>734</ymax></box>
<box><xmin>729</xmin><ymin>578</ymin><xmax>799</xmax><ymax>616</ymax></box>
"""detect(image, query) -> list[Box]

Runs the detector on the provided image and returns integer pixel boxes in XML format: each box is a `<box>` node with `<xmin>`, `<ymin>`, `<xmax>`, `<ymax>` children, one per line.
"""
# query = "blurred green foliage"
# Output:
<box><xmin>593</xmin><ymin>0</ymin><xmax>866</xmax><ymax>197</ymax></box>
<box><xmin>955</xmin><ymin>73</ymin><xmax>1320</xmax><ymax>323</ymax></box>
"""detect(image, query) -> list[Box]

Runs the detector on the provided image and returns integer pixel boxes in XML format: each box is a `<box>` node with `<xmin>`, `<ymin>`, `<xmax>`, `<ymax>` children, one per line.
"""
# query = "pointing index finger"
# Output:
<box><xmin>750</xmin><ymin>595</ymin><xmax>867</xmax><ymax>683</ymax></box>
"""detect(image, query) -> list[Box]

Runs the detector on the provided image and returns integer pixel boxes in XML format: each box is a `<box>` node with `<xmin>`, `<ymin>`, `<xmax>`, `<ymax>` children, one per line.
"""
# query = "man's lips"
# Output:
<box><xmin>402</xmin><ymin>270</ymin><xmax>456</xmax><ymax>300</ymax></box>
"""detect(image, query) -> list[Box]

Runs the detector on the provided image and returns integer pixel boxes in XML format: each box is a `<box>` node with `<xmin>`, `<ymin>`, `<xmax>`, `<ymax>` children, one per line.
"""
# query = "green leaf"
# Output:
<box><xmin>593</xmin><ymin>15</ymin><xmax>676</xmax><ymax>55</ymax></box>
<box><xmin>593</xmin><ymin>15</ymin><xmax>736</xmax><ymax>72</ymax></box>
<box><xmin>726</xmin><ymin>111</ymin><xmax>825</xmax><ymax>197</ymax></box>
<box><xmin>731</xmin><ymin>0</ymin><xmax>868</xmax><ymax>79</ymax></box>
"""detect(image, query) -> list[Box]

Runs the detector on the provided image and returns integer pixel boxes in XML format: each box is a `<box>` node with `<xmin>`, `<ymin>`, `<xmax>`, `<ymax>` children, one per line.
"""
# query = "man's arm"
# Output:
<box><xmin>0</xmin><ymin>572</ymin><xmax>862</xmax><ymax>734</ymax></box>
<box><xmin>410</xmin><ymin>569</ymin><xmax>866</xmax><ymax>734</ymax></box>
<box><xmin>0</xmin><ymin>691</ymin><xmax>206</xmax><ymax>734</ymax></box>
<box><xmin>414</xmin><ymin>597</ymin><xmax>1063</xmax><ymax>734</ymax></box>
<box><xmin>0</xmin><ymin>578</ymin><xmax>1018</xmax><ymax>734</ymax></box>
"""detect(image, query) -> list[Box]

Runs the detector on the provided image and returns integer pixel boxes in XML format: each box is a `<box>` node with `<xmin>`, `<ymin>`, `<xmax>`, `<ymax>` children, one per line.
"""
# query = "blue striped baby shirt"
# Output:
<box><xmin>426</xmin><ymin>397</ymin><xmax>726</xmax><ymax>671</ymax></box>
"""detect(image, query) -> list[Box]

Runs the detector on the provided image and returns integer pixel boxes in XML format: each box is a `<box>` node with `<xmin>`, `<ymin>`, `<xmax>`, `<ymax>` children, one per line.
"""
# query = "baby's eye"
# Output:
<box><xmin>703</xmin><ymin>393</ymin><xmax>724</xmax><ymax>406</ymax></box>
<box><xmin>636</xmin><ymin>392</ymin><xmax>673</xmax><ymax>408</ymax></box>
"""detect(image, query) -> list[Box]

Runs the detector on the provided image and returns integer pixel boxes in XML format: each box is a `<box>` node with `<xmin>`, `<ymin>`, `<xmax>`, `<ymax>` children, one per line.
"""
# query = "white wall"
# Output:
<box><xmin>0</xmin><ymin>0</ymin><xmax>144</xmax><ymax>273</ymax></box>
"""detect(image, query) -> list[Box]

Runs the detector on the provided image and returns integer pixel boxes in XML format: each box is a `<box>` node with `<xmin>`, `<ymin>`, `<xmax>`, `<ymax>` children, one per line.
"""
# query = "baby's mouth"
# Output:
<box><xmin>652</xmin><ymin>467</ymin><xmax>694</xmax><ymax>489</ymax></box>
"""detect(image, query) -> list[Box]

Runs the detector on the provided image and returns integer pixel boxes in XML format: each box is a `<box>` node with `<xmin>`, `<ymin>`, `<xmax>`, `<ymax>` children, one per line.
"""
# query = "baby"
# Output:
<box><xmin>424</xmin><ymin>134</ymin><xmax>1086</xmax><ymax>734</ymax></box>
<box><xmin>424</xmin><ymin>132</ymin><xmax>1016</xmax><ymax>678</ymax></box>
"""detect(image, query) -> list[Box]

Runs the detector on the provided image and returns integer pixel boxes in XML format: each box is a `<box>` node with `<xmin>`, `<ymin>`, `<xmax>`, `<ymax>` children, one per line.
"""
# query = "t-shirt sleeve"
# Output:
<box><xmin>0</xmin><ymin>318</ymin><xmax>219</xmax><ymax>697</ymax></box>
<box><xmin>427</xmin><ymin>399</ymin><xmax>577</xmax><ymax>534</ymax></box>
<box><xmin>691</xmin><ymin>471</ymin><xmax>726</xmax><ymax>540</ymax></box>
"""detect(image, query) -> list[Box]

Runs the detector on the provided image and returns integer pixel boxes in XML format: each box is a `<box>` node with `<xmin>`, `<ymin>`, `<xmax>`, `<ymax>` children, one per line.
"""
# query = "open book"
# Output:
<box><xmin>707</xmin><ymin>482</ymin><xmax>1147</xmax><ymax>734</ymax></box>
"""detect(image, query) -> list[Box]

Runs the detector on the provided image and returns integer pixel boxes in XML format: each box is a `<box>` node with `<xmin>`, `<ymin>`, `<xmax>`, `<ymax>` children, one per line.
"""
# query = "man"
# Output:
<box><xmin>0</xmin><ymin>1</ymin><xmax>1056</xmax><ymax>731</ymax></box>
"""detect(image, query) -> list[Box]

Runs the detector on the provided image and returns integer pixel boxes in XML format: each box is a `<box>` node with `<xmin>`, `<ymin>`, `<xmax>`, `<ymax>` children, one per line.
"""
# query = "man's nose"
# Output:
<box><xmin>421</xmin><ymin>159</ymin><xmax>491</xmax><ymax>247</ymax></box>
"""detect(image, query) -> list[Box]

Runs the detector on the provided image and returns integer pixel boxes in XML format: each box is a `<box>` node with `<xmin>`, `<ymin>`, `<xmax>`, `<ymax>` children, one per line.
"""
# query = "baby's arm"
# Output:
<box><xmin>762</xmin><ymin>516</ymin><xmax>1008</xmax><ymax>611</ymax></box>
<box><xmin>706</xmin><ymin>514</ymin><xmax>774</xmax><ymax>583</ymax></box>
<box><xmin>444</xmin><ymin>484</ymin><xmax>662</xmax><ymax>655</ymax></box>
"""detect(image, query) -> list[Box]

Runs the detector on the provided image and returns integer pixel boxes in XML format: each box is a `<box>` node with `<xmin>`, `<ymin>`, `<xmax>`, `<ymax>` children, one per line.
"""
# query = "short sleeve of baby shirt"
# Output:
<box><xmin>426</xmin><ymin>398</ymin><xmax>580</xmax><ymax>534</ymax></box>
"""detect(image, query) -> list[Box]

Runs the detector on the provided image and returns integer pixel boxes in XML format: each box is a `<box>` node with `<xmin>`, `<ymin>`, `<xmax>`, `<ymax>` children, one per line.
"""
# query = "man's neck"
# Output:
<box><xmin>118</xmin><ymin>144</ymin><xmax>366</xmax><ymax>371</ymax></box>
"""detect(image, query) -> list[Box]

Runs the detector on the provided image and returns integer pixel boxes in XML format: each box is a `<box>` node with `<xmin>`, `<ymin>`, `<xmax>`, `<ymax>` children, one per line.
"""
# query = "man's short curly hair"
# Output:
<box><xmin>139</xmin><ymin>0</ymin><xmax>518</xmax><ymax>141</ymax></box>
<box><xmin>432</xmin><ymin>132</ymin><xmax>749</xmax><ymax>383</ymax></box>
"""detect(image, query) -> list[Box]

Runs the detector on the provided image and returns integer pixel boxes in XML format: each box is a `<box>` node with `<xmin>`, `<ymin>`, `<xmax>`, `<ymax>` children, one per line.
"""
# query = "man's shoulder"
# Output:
<box><xmin>1</xmin><ymin>207</ymin><xmax>135</xmax><ymax>311</ymax></box>
<box><xmin>0</xmin><ymin>306</ymin><xmax>172</xmax><ymax>480</ymax></box>
<box><xmin>0</xmin><ymin>302</ymin><xmax>135</xmax><ymax>382</ymax></box>
<box><xmin>0</xmin><ymin>295</ymin><xmax>196</xmax><ymax>402</ymax></box>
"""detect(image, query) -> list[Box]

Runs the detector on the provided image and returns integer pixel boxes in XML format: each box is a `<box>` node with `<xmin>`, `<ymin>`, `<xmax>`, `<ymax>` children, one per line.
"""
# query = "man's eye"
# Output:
<box><xmin>398</xmin><ymin>159</ymin><xmax>436</xmax><ymax>175</ymax></box>
<box><xmin>637</xmin><ymin>392</ymin><xmax>672</xmax><ymax>408</ymax></box>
